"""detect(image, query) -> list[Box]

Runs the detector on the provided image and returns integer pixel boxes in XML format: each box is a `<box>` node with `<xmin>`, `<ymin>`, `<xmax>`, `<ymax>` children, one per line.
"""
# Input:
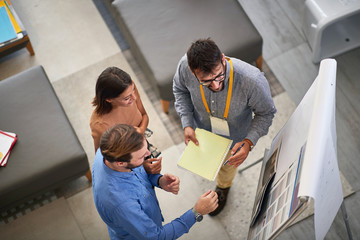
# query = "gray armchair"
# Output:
<box><xmin>0</xmin><ymin>66</ymin><xmax>90</xmax><ymax>210</ymax></box>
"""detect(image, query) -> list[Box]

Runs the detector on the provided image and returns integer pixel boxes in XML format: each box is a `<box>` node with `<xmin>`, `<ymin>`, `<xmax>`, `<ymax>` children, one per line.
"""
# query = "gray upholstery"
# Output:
<box><xmin>0</xmin><ymin>66</ymin><xmax>89</xmax><ymax>210</ymax></box>
<box><xmin>109</xmin><ymin>0</ymin><xmax>262</xmax><ymax>101</ymax></box>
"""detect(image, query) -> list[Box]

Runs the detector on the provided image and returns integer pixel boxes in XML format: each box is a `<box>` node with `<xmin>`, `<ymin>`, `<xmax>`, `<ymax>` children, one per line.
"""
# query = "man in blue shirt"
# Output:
<box><xmin>92</xmin><ymin>124</ymin><xmax>218</xmax><ymax>239</ymax></box>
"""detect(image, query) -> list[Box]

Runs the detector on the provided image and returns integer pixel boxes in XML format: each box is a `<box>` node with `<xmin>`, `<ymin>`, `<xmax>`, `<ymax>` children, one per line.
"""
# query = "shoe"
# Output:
<box><xmin>209</xmin><ymin>186</ymin><xmax>230</xmax><ymax>216</ymax></box>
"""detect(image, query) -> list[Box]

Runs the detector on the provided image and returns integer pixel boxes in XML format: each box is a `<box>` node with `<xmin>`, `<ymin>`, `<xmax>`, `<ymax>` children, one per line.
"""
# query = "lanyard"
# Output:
<box><xmin>200</xmin><ymin>57</ymin><xmax>233</xmax><ymax>119</ymax></box>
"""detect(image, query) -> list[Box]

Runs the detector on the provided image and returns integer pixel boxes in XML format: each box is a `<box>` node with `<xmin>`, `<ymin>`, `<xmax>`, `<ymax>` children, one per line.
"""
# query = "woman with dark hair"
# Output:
<box><xmin>90</xmin><ymin>67</ymin><xmax>161</xmax><ymax>173</ymax></box>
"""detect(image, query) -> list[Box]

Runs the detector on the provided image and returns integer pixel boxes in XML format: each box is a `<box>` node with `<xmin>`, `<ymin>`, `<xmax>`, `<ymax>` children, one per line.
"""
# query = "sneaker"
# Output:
<box><xmin>209</xmin><ymin>186</ymin><xmax>230</xmax><ymax>216</ymax></box>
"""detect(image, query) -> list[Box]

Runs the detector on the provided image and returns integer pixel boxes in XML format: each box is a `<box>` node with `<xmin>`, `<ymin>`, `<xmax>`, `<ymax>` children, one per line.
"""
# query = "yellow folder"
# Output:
<box><xmin>177</xmin><ymin>128</ymin><xmax>233</xmax><ymax>181</ymax></box>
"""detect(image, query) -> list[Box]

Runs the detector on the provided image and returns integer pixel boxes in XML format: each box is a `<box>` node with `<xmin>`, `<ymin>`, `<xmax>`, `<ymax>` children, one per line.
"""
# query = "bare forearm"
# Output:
<box><xmin>138</xmin><ymin>114</ymin><xmax>149</xmax><ymax>134</ymax></box>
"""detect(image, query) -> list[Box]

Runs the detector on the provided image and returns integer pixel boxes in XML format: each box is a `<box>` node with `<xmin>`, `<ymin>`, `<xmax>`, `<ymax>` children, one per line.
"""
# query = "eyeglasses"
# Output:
<box><xmin>195</xmin><ymin>63</ymin><xmax>226</xmax><ymax>86</ymax></box>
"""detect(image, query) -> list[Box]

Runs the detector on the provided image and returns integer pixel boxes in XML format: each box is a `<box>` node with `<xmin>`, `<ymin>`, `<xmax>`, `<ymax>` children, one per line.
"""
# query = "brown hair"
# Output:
<box><xmin>100</xmin><ymin>124</ymin><xmax>144</xmax><ymax>162</ymax></box>
<box><xmin>187</xmin><ymin>38</ymin><xmax>223</xmax><ymax>74</ymax></box>
<box><xmin>92</xmin><ymin>67</ymin><xmax>133</xmax><ymax>115</ymax></box>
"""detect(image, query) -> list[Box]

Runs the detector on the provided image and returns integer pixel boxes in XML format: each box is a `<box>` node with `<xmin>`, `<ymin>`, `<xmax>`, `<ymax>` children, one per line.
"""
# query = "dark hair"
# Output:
<box><xmin>100</xmin><ymin>124</ymin><xmax>144</xmax><ymax>163</ymax></box>
<box><xmin>187</xmin><ymin>38</ymin><xmax>223</xmax><ymax>74</ymax></box>
<box><xmin>92</xmin><ymin>67</ymin><xmax>133</xmax><ymax>115</ymax></box>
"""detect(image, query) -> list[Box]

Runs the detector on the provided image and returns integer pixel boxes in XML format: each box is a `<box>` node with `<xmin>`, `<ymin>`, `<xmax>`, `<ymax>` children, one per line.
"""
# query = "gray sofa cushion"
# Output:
<box><xmin>0</xmin><ymin>66</ymin><xmax>89</xmax><ymax>210</ymax></box>
<box><xmin>110</xmin><ymin>0</ymin><xmax>262</xmax><ymax>101</ymax></box>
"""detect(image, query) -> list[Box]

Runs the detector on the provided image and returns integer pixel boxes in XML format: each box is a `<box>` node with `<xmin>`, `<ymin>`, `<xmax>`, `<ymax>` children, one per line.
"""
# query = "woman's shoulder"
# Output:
<box><xmin>90</xmin><ymin>110</ymin><xmax>101</xmax><ymax>126</ymax></box>
<box><xmin>90</xmin><ymin>112</ymin><xmax>111</xmax><ymax>131</ymax></box>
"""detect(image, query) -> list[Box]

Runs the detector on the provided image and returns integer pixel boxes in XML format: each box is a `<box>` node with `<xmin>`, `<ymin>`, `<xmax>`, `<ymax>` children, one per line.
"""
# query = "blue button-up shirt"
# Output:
<box><xmin>92</xmin><ymin>149</ymin><xmax>195</xmax><ymax>239</ymax></box>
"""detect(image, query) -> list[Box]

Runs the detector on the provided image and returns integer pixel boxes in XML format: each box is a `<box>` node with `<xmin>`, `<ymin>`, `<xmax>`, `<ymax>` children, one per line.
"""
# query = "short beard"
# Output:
<box><xmin>124</xmin><ymin>161</ymin><xmax>144</xmax><ymax>170</ymax></box>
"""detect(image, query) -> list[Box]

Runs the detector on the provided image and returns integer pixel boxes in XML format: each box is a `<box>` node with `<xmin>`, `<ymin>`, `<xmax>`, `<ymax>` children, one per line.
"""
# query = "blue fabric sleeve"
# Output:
<box><xmin>149</xmin><ymin>174</ymin><xmax>162</xmax><ymax>187</ymax></box>
<box><xmin>112</xmin><ymin>201</ymin><xmax>196</xmax><ymax>239</ymax></box>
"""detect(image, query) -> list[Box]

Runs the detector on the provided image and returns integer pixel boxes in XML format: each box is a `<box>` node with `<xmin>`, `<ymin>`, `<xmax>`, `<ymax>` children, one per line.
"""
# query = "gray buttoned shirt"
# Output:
<box><xmin>173</xmin><ymin>55</ymin><xmax>276</xmax><ymax>147</ymax></box>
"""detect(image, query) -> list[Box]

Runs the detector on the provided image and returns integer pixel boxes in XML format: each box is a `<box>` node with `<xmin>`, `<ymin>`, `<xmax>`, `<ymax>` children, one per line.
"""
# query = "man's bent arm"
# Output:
<box><xmin>112</xmin><ymin>202</ymin><xmax>196</xmax><ymax>239</ymax></box>
<box><xmin>246</xmin><ymin>73</ymin><xmax>277</xmax><ymax>145</ymax></box>
<box><xmin>173</xmin><ymin>57</ymin><xmax>196</xmax><ymax>130</ymax></box>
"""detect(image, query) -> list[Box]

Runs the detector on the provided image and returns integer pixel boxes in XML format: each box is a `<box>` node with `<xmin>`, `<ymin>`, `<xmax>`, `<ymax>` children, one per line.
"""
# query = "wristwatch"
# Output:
<box><xmin>191</xmin><ymin>207</ymin><xmax>203</xmax><ymax>222</ymax></box>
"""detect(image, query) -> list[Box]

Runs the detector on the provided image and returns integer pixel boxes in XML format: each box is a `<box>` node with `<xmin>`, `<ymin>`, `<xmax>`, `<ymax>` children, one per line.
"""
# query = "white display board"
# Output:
<box><xmin>248</xmin><ymin>59</ymin><xmax>343</xmax><ymax>240</ymax></box>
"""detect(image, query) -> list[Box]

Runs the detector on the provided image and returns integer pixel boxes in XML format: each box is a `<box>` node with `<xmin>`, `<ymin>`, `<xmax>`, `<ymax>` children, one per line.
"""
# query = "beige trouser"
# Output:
<box><xmin>216</xmin><ymin>163</ymin><xmax>237</xmax><ymax>188</ymax></box>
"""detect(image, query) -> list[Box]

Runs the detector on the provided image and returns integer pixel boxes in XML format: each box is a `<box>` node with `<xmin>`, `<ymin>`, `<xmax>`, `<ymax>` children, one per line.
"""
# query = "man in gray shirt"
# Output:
<box><xmin>173</xmin><ymin>38</ymin><xmax>276</xmax><ymax>216</ymax></box>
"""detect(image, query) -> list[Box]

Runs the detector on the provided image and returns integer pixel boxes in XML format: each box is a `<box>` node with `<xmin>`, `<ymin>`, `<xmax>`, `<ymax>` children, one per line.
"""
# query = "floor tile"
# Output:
<box><xmin>0</xmin><ymin>198</ymin><xmax>84</xmax><ymax>240</ymax></box>
<box><xmin>67</xmin><ymin>188</ymin><xmax>109</xmax><ymax>240</ymax></box>
<box><xmin>238</xmin><ymin>0</ymin><xmax>305</xmax><ymax>60</ymax></box>
<box><xmin>5</xmin><ymin>0</ymin><xmax>120</xmax><ymax>82</ymax></box>
<box><xmin>267</xmin><ymin>43</ymin><xmax>320</xmax><ymax>105</ymax></box>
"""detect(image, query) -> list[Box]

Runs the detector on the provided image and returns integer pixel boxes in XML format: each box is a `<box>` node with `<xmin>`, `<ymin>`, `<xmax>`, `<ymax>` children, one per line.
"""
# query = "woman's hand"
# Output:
<box><xmin>143</xmin><ymin>157</ymin><xmax>162</xmax><ymax>174</ymax></box>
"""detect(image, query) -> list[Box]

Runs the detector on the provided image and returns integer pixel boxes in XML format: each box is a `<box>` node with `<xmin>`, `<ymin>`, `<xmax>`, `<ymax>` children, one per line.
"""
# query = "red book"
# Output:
<box><xmin>0</xmin><ymin>130</ymin><xmax>17</xmax><ymax>166</ymax></box>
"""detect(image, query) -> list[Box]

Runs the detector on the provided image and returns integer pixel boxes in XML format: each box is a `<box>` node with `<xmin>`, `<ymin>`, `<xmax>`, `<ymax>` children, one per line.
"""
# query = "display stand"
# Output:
<box><xmin>238</xmin><ymin>157</ymin><xmax>262</xmax><ymax>174</ymax></box>
<box><xmin>341</xmin><ymin>201</ymin><xmax>353</xmax><ymax>240</ymax></box>
<box><xmin>244</xmin><ymin>149</ymin><xmax>353</xmax><ymax>240</ymax></box>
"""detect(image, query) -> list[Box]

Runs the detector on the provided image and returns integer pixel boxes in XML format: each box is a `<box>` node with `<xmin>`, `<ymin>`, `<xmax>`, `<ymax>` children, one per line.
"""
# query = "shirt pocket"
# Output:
<box><xmin>229</xmin><ymin>99</ymin><xmax>250</xmax><ymax>118</ymax></box>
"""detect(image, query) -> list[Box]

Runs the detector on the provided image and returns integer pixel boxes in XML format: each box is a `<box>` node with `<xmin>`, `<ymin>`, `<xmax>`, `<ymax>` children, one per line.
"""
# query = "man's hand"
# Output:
<box><xmin>143</xmin><ymin>157</ymin><xmax>162</xmax><ymax>174</ymax></box>
<box><xmin>184</xmin><ymin>127</ymin><xmax>199</xmax><ymax>145</ymax></box>
<box><xmin>159</xmin><ymin>173</ymin><xmax>180</xmax><ymax>195</ymax></box>
<box><xmin>226</xmin><ymin>141</ymin><xmax>251</xmax><ymax>168</ymax></box>
<box><xmin>194</xmin><ymin>190</ymin><xmax>218</xmax><ymax>215</ymax></box>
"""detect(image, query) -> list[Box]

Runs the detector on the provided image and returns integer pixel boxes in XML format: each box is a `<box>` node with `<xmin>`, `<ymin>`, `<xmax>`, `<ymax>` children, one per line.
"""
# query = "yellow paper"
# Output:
<box><xmin>177</xmin><ymin>128</ymin><xmax>233</xmax><ymax>181</ymax></box>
